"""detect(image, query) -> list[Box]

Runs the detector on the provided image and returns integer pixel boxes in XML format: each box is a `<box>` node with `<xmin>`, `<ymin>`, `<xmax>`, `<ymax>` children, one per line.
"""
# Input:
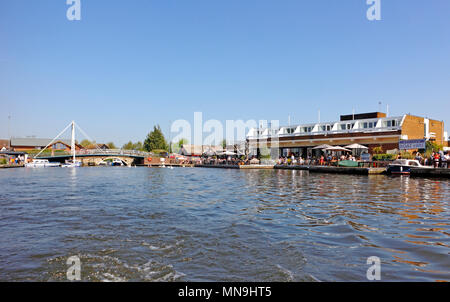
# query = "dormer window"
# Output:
<box><xmin>286</xmin><ymin>128</ymin><xmax>295</xmax><ymax>134</ymax></box>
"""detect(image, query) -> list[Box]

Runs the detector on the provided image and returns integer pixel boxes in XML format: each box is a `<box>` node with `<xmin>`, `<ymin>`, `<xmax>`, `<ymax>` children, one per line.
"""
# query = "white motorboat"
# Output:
<box><xmin>61</xmin><ymin>159</ymin><xmax>82</xmax><ymax>168</ymax></box>
<box><xmin>25</xmin><ymin>159</ymin><xmax>61</xmax><ymax>168</ymax></box>
<box><xmin>111</xmin><ymin>159</ymin><xmax>124</xmax><ymax>166</ymax></box>
<box><xmin>387</xmin><ymin>159</ymin><xmax>432</xmax><ymax>175</ymax></box>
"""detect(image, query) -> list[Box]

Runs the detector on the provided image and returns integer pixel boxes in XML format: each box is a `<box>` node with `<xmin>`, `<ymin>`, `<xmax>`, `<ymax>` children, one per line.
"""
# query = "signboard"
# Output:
<box><xmin>361</xmin><ymin>153</ymin><xmax>371</xmax><ymax>162</ymax></box>
<box><xmin>399</xmin><ymin>139</ymin><xmax>426</xmax><ymax>150</ymax></box>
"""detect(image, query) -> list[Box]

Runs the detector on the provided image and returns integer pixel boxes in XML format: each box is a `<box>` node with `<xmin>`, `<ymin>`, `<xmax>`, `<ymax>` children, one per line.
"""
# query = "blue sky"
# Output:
<box><xmin>1</xmin><ymin>0</ymin><xmax>449</xmax><ymax>145</ymax></box>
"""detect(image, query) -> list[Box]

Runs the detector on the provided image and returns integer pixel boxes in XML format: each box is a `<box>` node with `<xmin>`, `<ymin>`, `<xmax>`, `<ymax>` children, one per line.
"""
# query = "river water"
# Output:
<box><xmin>0</xmin><ymin>167</ymin><xmax>449</xmax><ymax>282</ymax></box>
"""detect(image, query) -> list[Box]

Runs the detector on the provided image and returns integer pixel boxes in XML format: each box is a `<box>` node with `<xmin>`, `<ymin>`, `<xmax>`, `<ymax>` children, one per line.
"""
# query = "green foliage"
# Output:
<box><xmin>122</xmin><ymin>141</ymin><xmax>143</xmax><ymax>151</ymax></box>
<box><xmin>27</xmin><ymin>149</ymin><xmax>69</xmax><ymax>156</ymax></box>
<box><xmin>426</xmin><ymin>141</ymin><xmax>443</xmax><ymax>153</ymax></box>
<box><xmin>144</xmin><ymin>125</ymin><xmax>168</xmax><ymax>152</ymax></box>
<box><xmin>372</xmin><ymin>153</ymin><xmax>397</xmax><ymax>161</ymax></box>
<box><xmin>373</xmin><ymin>146</ymin><xmax>383</xmax><ymax>154</ymax></box>
<box><xmin>106</xmin><ymin>142</ymin><xmax>117</xmax><ymax>149</ymax></box>
<box><xmin>0</xmin><ymin>158</ymin><xmax>7</xmax><ymax>165</ymax></box>
<box><xmin>170</xmin><ymin>138</ymin><xmax>188</xmax><ymax>154</ymax></box>
<box><xmin>259</xmin><ymin>146</ymin><xmax>271</xmax><ymax>159</ymax></box>
<box><xmin>151</xmin><ymin>149</ymin><xmax>168</xmax><ymax>156</ymax></box>
<box><xmin>399</xmin><ymin>151</ymin><xmax>414</xmax><ymax>159</ymax></box>
<box><xmin>177</xmin><ymin>138</ymin><xmax>188</xmax><ymax>148</ymax></box>
<box><xmin>80</xmin><ymin>139</ymin><xmax>92</xmax><ymax>147</ymax></box>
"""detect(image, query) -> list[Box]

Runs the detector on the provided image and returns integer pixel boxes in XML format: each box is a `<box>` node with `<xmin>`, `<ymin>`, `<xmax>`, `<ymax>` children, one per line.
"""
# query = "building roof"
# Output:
<box><xmin>0</xmin><ymin>139</ymin><xmax>9</xmax><ymax>148</ymax></box>
<box><xmin>179</xmin><ymin>145</ymin><xmax>224</xmax><ymax>156</ymax></box>
<box><xmin>247</xmin><ymin>114</ymin><xmax>405</xmax><ymax>139</ymax></box>
<box><xmin>10</xmin><ymin>137</ymin><xmax>72</xmax><ymax>147</ymax></box>
<box><xmin>85</xmin><ymin>143</ymin><xmax>110</xmax><ymax>150</ymax></box>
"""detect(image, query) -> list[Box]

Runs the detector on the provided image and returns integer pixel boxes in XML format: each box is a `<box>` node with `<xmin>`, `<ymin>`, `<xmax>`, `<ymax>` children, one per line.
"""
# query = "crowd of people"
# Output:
<box><xmin>195</xmin><ymin>156</ymin><xmax>257</xmax><ymax>166</ymax></box>
<box><xmin>277</xmin><ymin>153</ymin><xmax>358</xmax><ymax>166</ymax></box>
<box><xmin>0</xmin><ymin>154</ymin><xmax>26</xmax><ymax>166</ymax></box>
<box><xmin>414</xmin><ymin>151</ymin><xmax>450</xmax><ymax>168</ymax></box>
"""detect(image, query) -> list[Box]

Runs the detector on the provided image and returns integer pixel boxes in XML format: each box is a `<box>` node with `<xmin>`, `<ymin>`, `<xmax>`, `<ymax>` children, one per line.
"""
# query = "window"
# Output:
<box><xmin>284</xmin><ymin>128</ymin><xmax>295</xmax><ymax>134</ymax></box>
<box><xmin>53</xmin><ymin>143</ymin><xmax>66</xmax><ymax>150</ymax></box>
<box><xmin>386</xmin><ymin>120</ymin><xmax>396</xmax><ymax>127</ymax></box>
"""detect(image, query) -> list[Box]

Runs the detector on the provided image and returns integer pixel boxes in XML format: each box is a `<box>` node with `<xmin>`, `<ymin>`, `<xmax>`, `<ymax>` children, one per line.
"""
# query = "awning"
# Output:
<box><xmin>312</xmin><ymin>144</ymin><xmax>333</xmax><ymax>150</ymax></box>
<box><xmin>345</xmin><ymin>143</ymin><xmax>368</xmax><ymax>149</ymax></box>
<box><xmin>324</xmin><ymin>146</ymin><xmax>351</xmax><ymax>152</ymax></box>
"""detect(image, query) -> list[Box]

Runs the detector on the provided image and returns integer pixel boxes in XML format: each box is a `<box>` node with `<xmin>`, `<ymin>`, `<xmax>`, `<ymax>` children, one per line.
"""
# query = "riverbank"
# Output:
<box><xmin>0</xmin><ymin>164</ymin><xmax>24</xmax><ymax>169</ymax></box>
<box><xmin>193</xmin><ymin>164</ymin><xmax>449</xmax><ymax>178</ymax></box>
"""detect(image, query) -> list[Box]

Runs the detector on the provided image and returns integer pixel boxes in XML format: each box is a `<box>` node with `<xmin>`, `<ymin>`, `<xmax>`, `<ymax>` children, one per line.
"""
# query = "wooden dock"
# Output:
<box><xmin>275</xmin><ymin>165</ymin><xmax>385</xmax><ymax>175</ymax></box>
<box><xmin>410</xmin><ymin>167</ymin><xmax>450</xmax><ymax>178</ymax></box>
<box><xmin>0</xmin><ymin>164</ymin><xmax>24</xmax><ymax>169</ymax></box>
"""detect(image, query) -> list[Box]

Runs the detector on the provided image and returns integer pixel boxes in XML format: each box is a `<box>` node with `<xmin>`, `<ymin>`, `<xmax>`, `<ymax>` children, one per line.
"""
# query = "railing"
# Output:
<box><xmin>75</xmin><ymin>149</ymin><xmax>151</xmax><ymax>157</ymax></box>
<box><xmin>35</xmin><ymin>149</ymin><xmax>152</xmax><ymax>157</ymax></box>
<box><xmin>247</xmin><ymin>126</ymin><xmax>402</xmax><ymax>140</ymax></box>
<box><xmin>275</xmin><ymin>160</ymin><xmax>392</xmax><ymax>168</ymax></box>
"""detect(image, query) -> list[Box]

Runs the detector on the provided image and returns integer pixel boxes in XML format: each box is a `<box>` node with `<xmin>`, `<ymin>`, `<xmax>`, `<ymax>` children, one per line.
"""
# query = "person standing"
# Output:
<box><xmin>433</xmin><ymin>152</ymin><xmax>440</xmax><ymax>168</ymax></box>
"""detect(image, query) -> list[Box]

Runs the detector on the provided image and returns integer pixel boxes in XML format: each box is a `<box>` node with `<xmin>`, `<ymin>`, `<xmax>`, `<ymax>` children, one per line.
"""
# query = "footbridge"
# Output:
<box><xmin>36</xmin><ymin>149</ymin><xmax>151</xmax><ymax>166</ymax></box>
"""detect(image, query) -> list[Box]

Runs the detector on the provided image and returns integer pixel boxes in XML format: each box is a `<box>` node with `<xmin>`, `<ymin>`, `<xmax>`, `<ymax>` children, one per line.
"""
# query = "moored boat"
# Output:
<box><xmin>25</xmin><ymin>159</ymin><xmax>61</xmax><ymax>168</ymax></box>
<box><xmin>61</xmin><ymin>159</ymin><xmax>82</xmax><ymax>168</ymax></box>
<box><xmin>387</xmin><ymin>159</ymin><xmax>431</xmax><ymax>175</ymax></box>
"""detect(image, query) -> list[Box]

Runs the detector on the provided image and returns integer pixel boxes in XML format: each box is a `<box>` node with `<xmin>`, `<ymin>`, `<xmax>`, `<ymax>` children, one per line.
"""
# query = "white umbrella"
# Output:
<box><xmin>324</xmin><ymin>146</ymin><xmax>351</xmax><ymax>152</ymax></box>
<box><xmin>345</xmin><ymin>143</ymin><xmax>368</xmax><ymax>149</ymax></box>
<box><xmin>313</xmin><ymin>144</ymin><xmax>332</xmax><ymax>149</ymax></box>
<box><xmin>203</xmin><ymin>149</ymin><xmax>216</xmax><ymax>156</ymax></box>
<box><xmin>219</xmin><ymin>151</ymin><xmax>237</xmax><ymax>156</ymax></box>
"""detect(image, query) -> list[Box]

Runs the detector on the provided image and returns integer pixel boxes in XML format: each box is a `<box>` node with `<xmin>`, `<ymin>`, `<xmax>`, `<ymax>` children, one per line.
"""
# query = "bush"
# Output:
<box><xmin>0</xmin><ymin>158</ymin><xmax>7</xmax><ymax>165</ymax></box>
<box><xmin>373</xmin><ymin>153</ymin><xmax>397</xmax><ymax>161</ymax></box>
<box><xmin>426</xmin><ymin>141</ymin><xmax>443</xmax><ymax>153</ymax></box>
<box><xmin>400</xmin><ymin>151</ymin><xmax>414</xmax><ymax>159</ymax></box>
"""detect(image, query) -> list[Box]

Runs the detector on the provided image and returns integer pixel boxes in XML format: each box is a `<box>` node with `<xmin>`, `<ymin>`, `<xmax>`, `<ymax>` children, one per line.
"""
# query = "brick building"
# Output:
<box><xmin>9</xmin><ymin>138</ymin><xmax>83</xmax><ymax>152</ymax></box>
<box><xmin>246</xmin><ymin>112</ymin><xmax>447</xmax><ymax>158</ymax></box>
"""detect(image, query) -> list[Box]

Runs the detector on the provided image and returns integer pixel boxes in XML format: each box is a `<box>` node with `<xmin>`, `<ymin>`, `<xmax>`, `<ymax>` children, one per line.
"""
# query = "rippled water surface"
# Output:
<box><xmin>0</xmin><ymin>167</ymin><xmax>449</xmax><ymax>281</ymax></box>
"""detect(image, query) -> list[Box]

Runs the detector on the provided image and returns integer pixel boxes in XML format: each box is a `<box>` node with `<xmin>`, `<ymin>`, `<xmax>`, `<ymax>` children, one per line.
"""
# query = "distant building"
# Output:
<box><xmin>0</xmin><ymin>139</ymin><xmax>9</xmax><ymax>150</ymax></box>
<box><xmin>246</xmin><ymin>112</ymin><xmax>446</xmax><ymax>157</ymax></box>
<box><xmin>179</xmin><ymin>145</ymin><xmax>223</xmax><ymax>157</ymax></box>
<box><xmin>10</xmin><ymin>138</ymin><xmax>83</xmax><ymax>152</ymax></box>
<box><xmin>85</xmin><ymin>143</ymin><xmax>110</xmax><ymax>150</ymax></box>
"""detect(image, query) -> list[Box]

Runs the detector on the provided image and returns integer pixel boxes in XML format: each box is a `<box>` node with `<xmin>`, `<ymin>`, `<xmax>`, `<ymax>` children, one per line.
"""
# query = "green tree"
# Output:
<box><xmin>122</xmin><ymin>141</ymin><xmax>144</xmax><ymax>150</ymax></box>
<box><xmin>177</xmin><ymin>138</ymin><xmax>188</xmax><ymax>148</ymax></box>
<box><xmin>80</xmin><ymin>139</ymin><xmax>92</xmax><ymax>147</ymax></box>
<box><xmin>426</xmin><ymin>141</ymin><xmax>443</xmax><ymax>153</ymax></box>
<box><xmin>122</xmin><ymin>141</ymin><xmax>134</xmax><ymax>150</ymax></box>
<box><xmin>144</xmin><ymin>125</ymin><xmax>168</xmax><ymax>152</ymax></box>
<box><xmin>170</xmin><ymin>138</ymin><xmax>188</xmax><ymax>153</ymax></box>
<box><xmin>134</xmin><ymin>141</ymin><xmax>143</xmax><ymax>151</ymax></box>
<box><xmin>106</xmin><ymin>142</ymin><xmax>116</xmax><ymax>149</ymax></box>
<box><xmin>221</xmin><ymin>139</ymin><xmax>227</xmax><ymax>149</ymax></box>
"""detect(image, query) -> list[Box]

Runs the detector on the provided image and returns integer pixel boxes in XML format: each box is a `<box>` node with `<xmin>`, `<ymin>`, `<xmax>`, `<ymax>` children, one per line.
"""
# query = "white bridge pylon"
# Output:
<box><xmin>34</xmin><ymin>121</ymin><xmax>105</xmax><ymax>159</ymax></box>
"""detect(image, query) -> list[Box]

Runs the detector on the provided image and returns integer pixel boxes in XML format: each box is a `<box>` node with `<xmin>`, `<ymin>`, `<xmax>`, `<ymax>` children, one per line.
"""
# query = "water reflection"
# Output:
<box><xmin>0</xmin><ymin>168</ymin><xmax>448</xmax><ymax>281</ymax></box>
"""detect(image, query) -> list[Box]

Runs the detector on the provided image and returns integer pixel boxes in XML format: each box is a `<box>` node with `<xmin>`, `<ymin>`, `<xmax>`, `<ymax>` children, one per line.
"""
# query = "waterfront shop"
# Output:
<box><xmin>247</xmin><ymin>112</ymin><xmax>447</xmax><ymax>158</ymax></box>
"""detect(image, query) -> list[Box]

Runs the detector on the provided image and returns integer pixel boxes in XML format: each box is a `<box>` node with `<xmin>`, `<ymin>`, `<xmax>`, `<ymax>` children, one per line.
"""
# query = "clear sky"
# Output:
<box><xmin>1</xmin><ymin>0</ymin><xmax>449</xmax><ymax>146</ymax></box>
